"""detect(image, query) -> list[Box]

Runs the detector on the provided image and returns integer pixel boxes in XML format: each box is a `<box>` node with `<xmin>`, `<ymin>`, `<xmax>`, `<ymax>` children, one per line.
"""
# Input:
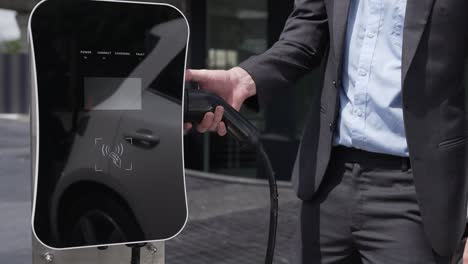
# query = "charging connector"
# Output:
<box><xmin>184</xmin><ymin>89</ymin><xmax>260</xmax><ymax>145</ymax></box>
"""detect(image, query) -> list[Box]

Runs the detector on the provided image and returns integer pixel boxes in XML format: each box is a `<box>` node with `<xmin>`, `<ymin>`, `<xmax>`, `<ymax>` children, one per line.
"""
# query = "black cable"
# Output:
<box><xmin>257</xmin><ymin>145</ymin><xmax>278</xmax><ymax>264</ymax></box>
<box><xmin>126</xmin><ymin>243</ymin><xmax>146</xmax><ymax>264</ymax></box>
<box><xmin>130</xmin><ymin>247</ymin><xmax>141</xmax><ymax>264</ymax></box>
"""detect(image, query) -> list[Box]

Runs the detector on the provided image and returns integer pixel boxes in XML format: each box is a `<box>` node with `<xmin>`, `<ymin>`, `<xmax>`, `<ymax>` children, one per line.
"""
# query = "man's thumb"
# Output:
<box><xmin>186</xmin><ymin>69</ymin><xmax>206</xmax><ymax>83</ymax></box>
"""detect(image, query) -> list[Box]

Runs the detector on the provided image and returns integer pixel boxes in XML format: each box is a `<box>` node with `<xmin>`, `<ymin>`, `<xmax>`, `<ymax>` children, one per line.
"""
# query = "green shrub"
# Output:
<box><xmin>2</xmin><ymin>40</ymin><xmax>22</xmax><ymax>54</ymax></box>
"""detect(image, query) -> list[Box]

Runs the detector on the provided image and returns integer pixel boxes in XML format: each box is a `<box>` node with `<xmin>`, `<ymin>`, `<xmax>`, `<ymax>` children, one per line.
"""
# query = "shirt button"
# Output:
<box><xmin>358</xmin><ymin>69</ymin><xmax>367</xmax><ymax>76</ymax></box>
<box><xmin>354</xmin><ymin>109</ymin><xmax>363</xmax><ymax>117</ymax></box>
<box><xmin>354</xmin><ymin>94</ymin><xmax>366</xmax><ymax>104</ymax></box>
<box><xmin>367</xmin><ymin>32</ymin><xmax>375</xmax><ymax>38</ymax></box>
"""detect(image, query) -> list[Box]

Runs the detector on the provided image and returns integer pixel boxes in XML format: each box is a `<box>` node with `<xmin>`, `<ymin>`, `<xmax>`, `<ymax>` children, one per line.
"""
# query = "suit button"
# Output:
<box><xmin>332</xmin><ymin>80</ymin><xmax>337</xmax><ymax>88</ymax></box>
<box><xmin>329</xmin><ymin>122</ymin><xmax>336</xmax><ymax>131</ymax></box>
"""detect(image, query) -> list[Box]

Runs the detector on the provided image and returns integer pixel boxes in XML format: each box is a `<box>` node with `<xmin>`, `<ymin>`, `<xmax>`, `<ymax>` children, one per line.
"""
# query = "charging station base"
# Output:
<box><xmin>32</xmin><ymin>157</ymin><xmax>165</xmax><ymax>264</ymax></box>
<box><xmin>32</xmin><ymin>238</ymin><xmax>164</xmax><ymax>264</ymax></box>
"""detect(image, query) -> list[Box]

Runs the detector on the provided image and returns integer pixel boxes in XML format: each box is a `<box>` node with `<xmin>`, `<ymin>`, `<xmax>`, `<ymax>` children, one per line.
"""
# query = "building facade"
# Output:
<box><xmin>184</xmin><ymin>0</ymin><xmax>321</xmax><ymax>181</ymax></box>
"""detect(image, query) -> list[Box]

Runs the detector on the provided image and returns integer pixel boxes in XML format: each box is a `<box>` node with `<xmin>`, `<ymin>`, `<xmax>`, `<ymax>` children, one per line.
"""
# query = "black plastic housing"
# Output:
<box><xmin>184</xmin><ymin>89</ymin><xmax>260</xmax><ymax>145</ymax></box>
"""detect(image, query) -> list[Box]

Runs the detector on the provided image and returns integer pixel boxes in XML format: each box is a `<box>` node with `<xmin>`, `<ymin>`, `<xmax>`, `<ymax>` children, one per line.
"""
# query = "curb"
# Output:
<box><xmin>185</xmin><ymin>169</ymin><xmax>293</xmax><ymax>188</ymax></box>
<box><xmin>0</xmin><ymin>114</ymin><xmax>29</xmax><ymax>122</ymax></box>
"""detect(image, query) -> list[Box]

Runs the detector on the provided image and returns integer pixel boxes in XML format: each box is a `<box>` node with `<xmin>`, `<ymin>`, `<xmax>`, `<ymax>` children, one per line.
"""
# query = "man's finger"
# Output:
<box><xmin>197</xmin><ymin>112</ymin><xmax>215</xmax><ymax>133</ymax></box>
<box><xmin>184</xmin><ymin>123</ymin><xmax>192</xmax><ymax>131</ymax></box>
<box><xmin>186</xmin><ymin>69</ymin><xmax>208</xmax><ymax>83</ymax></box>
<box><xmin>210</xmin><ymin>106</ymin><xmax>224</xmax><ymax>131</ymax></box>
<box><xmin>185</xmin><ymin>69</ymin><xmax>194</xmax><ymax>81</ymax></box>
<box><xmin>217</xmin><ymin>122</ymin><xmax>227</xmax><ymax>136</ymax></box>
<box><xmin>463</xmin><ymin>239</ymin><xmax>468</xmax><ymax>264</ymax></box>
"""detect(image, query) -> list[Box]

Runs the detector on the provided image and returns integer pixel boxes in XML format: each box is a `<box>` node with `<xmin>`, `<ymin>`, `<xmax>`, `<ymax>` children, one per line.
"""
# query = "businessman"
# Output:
<box><xmin>185</xmin><ymin>0</ymin><xmax>468</xmax><ymax>263</ymax></box>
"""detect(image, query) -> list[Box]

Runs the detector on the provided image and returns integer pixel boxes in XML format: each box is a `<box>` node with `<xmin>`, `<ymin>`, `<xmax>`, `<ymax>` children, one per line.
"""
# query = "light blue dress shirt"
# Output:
<box><xmin>334</xmin><ymin>0</ymin><xmax>409</xmax><ymax>157</ymax></box>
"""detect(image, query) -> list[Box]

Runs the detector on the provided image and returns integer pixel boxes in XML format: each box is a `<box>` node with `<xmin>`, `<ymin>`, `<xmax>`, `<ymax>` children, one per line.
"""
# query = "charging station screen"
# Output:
<box><xmin>84</xmin><ymin>77</ymin><xmax>142</xmax><ymax>110</ymax></box>
<box><xmin>31</xmin><ymin>0</ymin><xmax>188</xmax><ymax>249</ymax></box>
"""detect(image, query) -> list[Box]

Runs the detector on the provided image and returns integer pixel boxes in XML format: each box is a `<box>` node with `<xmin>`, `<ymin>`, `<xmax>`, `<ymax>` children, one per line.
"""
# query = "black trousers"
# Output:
<box><xmin>292</xmin><ymin>146</ymin><xmax>465</xmax><ymax>264</ymax></box>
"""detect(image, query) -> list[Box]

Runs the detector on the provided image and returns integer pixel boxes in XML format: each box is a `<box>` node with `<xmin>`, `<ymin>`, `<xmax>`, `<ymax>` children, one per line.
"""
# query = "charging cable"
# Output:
<box><xmin>184</xmin><ymin>88</ymin><xmax>278</xmax><ymax>264</ymax></box>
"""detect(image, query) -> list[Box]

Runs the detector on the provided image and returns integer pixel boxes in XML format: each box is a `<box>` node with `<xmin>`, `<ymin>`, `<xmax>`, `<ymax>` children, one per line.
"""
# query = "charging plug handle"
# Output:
<box><xmin>184</xmin><ymin>89</ymin><xmax>259</xmax><ymax>145</ymax></box>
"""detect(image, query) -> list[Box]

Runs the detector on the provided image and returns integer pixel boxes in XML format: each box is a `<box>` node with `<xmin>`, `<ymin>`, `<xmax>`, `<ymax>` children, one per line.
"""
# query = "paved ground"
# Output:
<box><xmin>0</xmin><ymin>118</ymin><xmax>301</xmax><ymax>264</ymax></box>
<box><xmin>167</xmin><ymin>177</ymin><xmax>299</xmax><ymax>264</ymax></box>
<box><xmin>0</xmin><ymin>118</ymin><xmax>32</xmax><ymax>264</ymax></box>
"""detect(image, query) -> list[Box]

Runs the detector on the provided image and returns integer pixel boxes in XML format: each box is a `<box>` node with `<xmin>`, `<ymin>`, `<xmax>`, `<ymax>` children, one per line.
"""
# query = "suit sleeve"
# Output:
<box><xmin>239</xmin><ymin>0</ymin><xmax>329</xmax><ymax>92</ymax></box>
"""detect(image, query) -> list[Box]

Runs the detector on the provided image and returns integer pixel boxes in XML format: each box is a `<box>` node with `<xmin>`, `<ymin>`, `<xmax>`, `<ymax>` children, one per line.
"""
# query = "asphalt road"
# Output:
<box><xmin>0</xmin><ymin>118</ymin><xmax>300</xmax><ymax>264</ymax></box>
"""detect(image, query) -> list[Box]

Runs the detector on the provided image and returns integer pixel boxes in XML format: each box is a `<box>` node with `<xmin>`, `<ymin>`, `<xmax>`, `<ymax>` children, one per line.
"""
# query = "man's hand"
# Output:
<box><xmin>184</xmin><ymin>67</ymin><xmax>256</xmax><ymax>136</ymax></box>
<box><xmin>463</xmin><ymin>239</ymin><xmax>468</xmax><ymax>263</ymax></box>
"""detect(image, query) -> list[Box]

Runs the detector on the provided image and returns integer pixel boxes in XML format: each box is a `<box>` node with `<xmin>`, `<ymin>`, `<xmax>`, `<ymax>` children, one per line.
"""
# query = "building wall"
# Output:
<box><xmin>182</xmin><ymin>0</ymin><xmax>312</xmax><ymax>181</ymax></box>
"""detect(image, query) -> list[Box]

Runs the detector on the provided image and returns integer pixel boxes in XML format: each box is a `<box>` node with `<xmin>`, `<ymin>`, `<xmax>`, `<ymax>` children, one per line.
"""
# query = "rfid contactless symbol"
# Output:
<box><xmin>95</xmin><ymin>138</ymin><xmax>133</xmax><ymax>171</ymax></box>
<box><xmin>103</xmin><ymin>142</ymin><xmax>124</xmax><ymax>168</ymax></box>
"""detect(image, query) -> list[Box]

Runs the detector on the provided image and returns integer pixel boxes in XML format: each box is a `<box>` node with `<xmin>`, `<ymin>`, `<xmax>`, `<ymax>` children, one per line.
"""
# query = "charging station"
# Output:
<box><xmin>30</xmin><ymin>0</ymin><xmax>189</xmax><ymax>250</ymax></box>
<box><xmin>30</xmin><ymin>0</ymin><xmax>278</xmax><ymax>263</ymax></box>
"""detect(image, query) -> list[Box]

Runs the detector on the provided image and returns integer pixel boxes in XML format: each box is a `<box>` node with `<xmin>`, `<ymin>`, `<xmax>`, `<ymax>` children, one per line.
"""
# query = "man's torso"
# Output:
<box><xmin>296</xmin><ymin>0</ymin><xmax>468</xmax><ymax>256</ymax></box>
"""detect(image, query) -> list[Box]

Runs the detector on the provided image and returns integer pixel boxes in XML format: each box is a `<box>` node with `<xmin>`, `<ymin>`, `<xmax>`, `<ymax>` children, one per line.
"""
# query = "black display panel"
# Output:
<box><xmin>30</xmin><ymin>0</ymin><xmax>188</xmax><ymax>249</ymax></box>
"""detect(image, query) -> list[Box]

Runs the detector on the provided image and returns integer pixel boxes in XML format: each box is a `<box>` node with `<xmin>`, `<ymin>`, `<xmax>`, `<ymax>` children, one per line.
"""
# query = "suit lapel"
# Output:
<box><xmin>333</xmin><ymin>0</ymin><xmax>351</xmax><ymax>69</ymax></box>
<box><xmin>402</xmin><ymin>0</ymin><xmax>436</xmax><ymax>84</ymax></box>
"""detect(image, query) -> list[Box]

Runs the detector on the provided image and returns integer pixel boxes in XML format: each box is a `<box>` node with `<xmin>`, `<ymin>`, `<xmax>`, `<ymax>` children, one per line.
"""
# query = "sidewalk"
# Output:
<box><xmin>167</xmin><ymin>177</ymin><xmax>299</xmax><ymax>264</ymax></box>
<box><xmin>0</xmin><ymin>118</ymin><xmax>300</xmax><ymax>263</ymax></box>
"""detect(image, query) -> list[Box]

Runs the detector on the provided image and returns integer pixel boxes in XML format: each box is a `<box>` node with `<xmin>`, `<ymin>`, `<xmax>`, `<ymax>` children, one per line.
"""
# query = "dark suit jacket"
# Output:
<box><xmin>239</xmin><ymin>0</ymin><xmax>468</xmax><ymax>257</ymax></box>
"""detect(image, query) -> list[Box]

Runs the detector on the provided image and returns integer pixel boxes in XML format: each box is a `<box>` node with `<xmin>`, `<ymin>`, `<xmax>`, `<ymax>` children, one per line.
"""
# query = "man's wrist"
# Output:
<box><xmin>230</xmin><ymin>67</ymin><xmax>257</xmax><ymax>99</ymax></box>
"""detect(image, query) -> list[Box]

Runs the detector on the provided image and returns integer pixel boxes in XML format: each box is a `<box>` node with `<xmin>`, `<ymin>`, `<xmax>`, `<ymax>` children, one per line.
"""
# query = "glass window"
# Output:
<box><xmin>204</xmin><ymin>0</ymin><xmax>268</xmax><ymax>178</ymax></box>
<box><xmin>207</xmin><ymin>0</ymin><xmax>268</xmax><ymax>69</ymax></box>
